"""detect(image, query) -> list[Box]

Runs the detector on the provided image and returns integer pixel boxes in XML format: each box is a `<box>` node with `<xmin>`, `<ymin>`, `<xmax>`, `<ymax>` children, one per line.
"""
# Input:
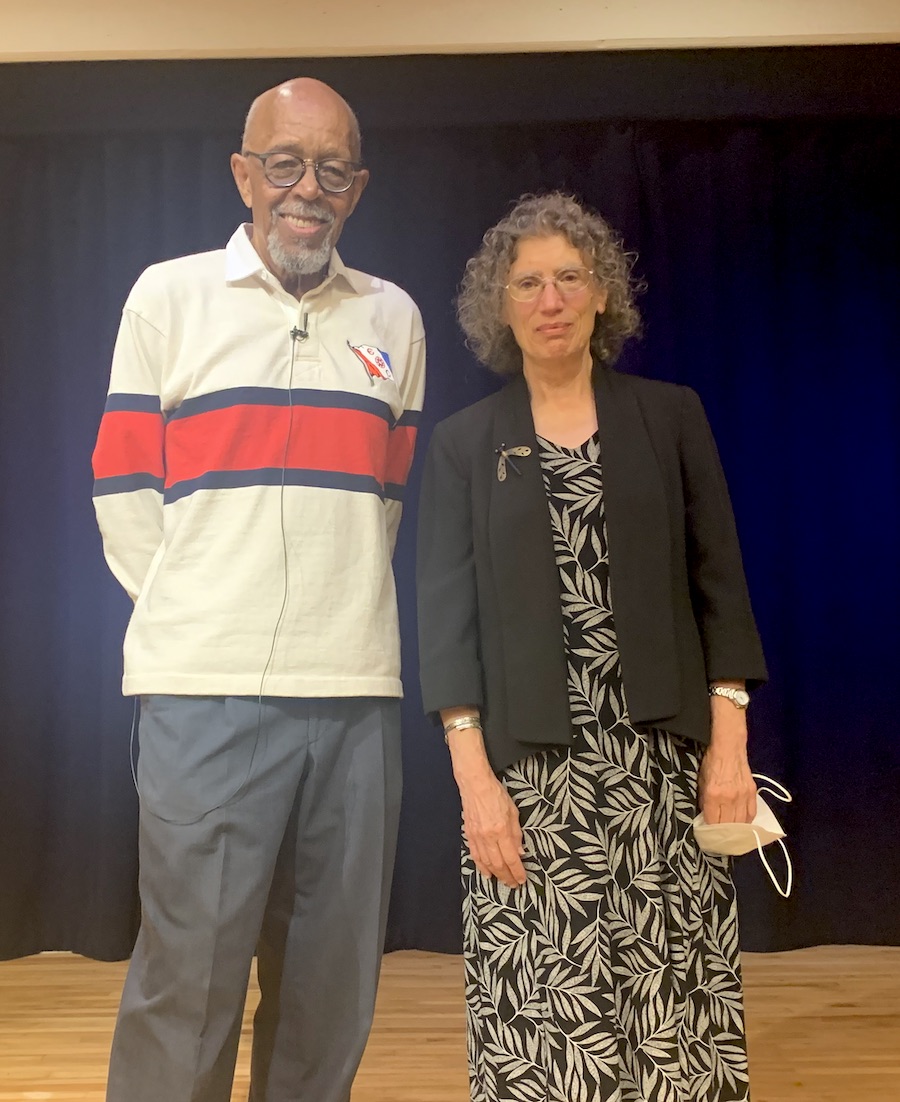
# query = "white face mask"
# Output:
<box><xmin>693</xmin><ymin>775</ymin><xmax>793</xmax><ymax>897</ymax></box>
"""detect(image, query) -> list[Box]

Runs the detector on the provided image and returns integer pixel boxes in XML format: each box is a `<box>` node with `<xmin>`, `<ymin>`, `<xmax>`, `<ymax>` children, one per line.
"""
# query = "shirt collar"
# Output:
<box><xmin>224</xmin><ymin>223</ymin><xmax>362</xmax><ymax>295</ymax></box>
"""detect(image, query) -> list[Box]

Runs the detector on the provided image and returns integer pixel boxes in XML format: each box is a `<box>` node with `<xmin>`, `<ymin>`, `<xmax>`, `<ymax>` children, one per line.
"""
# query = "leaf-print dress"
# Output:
<box><xmin>462</xmin><ymin>434</ymin><xmax>749</xmax><ymax>1102</ymax></box>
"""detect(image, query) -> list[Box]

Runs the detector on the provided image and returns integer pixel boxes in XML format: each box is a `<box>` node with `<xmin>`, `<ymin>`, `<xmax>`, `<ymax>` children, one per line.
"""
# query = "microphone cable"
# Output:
<box><xmin>204</xmin><ymin>319</ymin><xmax>303</xmax><ymax>813</ymax></box>
<box><xmin>253</xmin><ymin>322</ymin><xmax>302</xmax><ymax>732</ymax></box>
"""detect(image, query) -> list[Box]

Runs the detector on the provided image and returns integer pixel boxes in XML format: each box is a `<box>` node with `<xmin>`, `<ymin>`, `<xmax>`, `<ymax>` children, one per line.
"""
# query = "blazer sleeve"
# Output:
<box><xmin>679</xmin><ymin>386</ymin><xmax>768</xmax><ymax>686</ymax></box>
<box><xmin>416</xmin><ymin>420</ymin><xmax>485</xmax><ymax>717</ymax></box>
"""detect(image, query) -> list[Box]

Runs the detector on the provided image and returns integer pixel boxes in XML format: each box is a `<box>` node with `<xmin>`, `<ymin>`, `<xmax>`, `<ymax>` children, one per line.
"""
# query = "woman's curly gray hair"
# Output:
<box><xmin>457</xmin><ymin>192</ymin><xmax>641</xmax><ymax>375</ymax></box>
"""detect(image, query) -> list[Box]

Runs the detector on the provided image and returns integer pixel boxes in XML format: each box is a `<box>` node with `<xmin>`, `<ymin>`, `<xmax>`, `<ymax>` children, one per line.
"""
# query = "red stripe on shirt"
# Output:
<box><xmin>92</xmin><ymin>411</ymin><xmax>165</xmax><ymax>480</ymax></box>
<box><xmin>164</xmin><ymin>404</ymin><xmax>392</xmax><ymax>488</ymax></box>
<box><xmin>385</xmin><ymin>424</ymin><xmax>418</xmax><ymax>488</ymax></box>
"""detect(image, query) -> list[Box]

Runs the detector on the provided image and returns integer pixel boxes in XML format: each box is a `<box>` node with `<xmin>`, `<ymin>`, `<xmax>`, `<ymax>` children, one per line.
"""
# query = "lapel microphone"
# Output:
<box><xmin>290</xmin><ymin>313</ymin><xmax>309</xmax><ymax>342</ymax></box>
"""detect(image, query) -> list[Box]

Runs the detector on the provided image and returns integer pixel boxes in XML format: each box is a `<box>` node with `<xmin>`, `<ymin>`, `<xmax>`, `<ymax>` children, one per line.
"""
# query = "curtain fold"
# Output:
<box><xmin>0</xmin><ymin>62</ymin><xmax>897</xmax><ymax>959</ymax></box>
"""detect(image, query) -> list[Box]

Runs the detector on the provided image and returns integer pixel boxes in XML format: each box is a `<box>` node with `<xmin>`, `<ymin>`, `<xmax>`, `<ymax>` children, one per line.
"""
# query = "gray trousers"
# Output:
<box><xmin>106</xmin><ymin>695</ymin><xmax>402</xmax><ymax>1102</ymax></box>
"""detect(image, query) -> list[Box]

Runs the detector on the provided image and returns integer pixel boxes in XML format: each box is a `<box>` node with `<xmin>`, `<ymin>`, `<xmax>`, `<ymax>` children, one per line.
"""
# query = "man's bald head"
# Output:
<box><xmin>242</xmin><ymin>78</ymin><xmax>361</xmax><ymax>161</ymax></box>
<box><xmin>231</xmin><ymin>76</ymin><xmax>369</xmax><ymax>294</ymax></box>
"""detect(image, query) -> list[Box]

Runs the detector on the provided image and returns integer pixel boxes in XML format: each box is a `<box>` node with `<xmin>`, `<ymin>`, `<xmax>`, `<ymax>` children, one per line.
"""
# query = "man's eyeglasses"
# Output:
<box><xmin>243</xmin><ymin>151</ymin><xmax>363</xmax><ymax>194</ymax></box>
<box><xmin>504</xmin><ymin>267</ymin><xmax>595</xmax><ymax>303</ymax></box>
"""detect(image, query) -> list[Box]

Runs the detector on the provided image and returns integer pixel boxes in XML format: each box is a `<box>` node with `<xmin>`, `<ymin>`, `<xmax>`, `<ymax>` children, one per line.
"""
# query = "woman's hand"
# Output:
<box><xmin>698</xmin><ymin>692</ymin><xmax>757</xmax><ymax>824</ymax></box>
<box><xmin>458</xmin><ymin>770</ymin><xmax>526</xmax><ymax>888</ymax></box>
<box><xmin>442</xmin><ymin>715</ymin><xmax>527</xmax><ymax>888</ymax></box>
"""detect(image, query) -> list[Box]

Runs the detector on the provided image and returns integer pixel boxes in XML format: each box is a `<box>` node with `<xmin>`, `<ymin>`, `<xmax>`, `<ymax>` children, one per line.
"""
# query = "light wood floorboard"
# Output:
<box><xmin>0</xmin><ymin>947</ymin><xmax>898</xmax><ymax>1100</ymax></box>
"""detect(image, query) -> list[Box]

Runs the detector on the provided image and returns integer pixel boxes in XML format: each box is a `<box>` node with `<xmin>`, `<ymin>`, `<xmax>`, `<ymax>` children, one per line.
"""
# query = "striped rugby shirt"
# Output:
<box><xmin>93</xmin><ymin>225</ymin><xmax>425</xmax><ymax>698</ymax></box>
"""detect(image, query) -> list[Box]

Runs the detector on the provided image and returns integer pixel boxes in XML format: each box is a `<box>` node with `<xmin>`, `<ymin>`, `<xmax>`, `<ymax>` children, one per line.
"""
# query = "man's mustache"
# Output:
<box><xmin>275</xmin><ymin>200</ymin><xmax>335</xmax><ymax>225</ymax></box>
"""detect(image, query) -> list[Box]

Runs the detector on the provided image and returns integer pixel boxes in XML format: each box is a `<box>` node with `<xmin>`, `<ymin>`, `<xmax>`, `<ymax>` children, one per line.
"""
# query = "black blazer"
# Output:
<box><xmin>417</xmin><ymin>366</ymin><xmax>767</xmax><ymax>774</ymax></box>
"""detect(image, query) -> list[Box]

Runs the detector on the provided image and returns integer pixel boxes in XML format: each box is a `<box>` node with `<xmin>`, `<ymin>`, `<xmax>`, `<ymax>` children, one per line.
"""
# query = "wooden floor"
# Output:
<box><xmin>0</xmin><ymin>947</ymin><xmax>898</xmax><ymax>1100</ymax></box>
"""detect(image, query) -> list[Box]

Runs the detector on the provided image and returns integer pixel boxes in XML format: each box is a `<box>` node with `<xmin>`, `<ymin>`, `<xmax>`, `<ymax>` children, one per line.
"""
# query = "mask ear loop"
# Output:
<box><xmin>752</xmin><ymin>772</ymin><xmax>792</xmax><ymax>804</ymax></box>
<box><xmin>750</xmin><ymin>775</ymin><xmax>793</xmax><ymax>896</ymax></box>
<box><xmin>752</xmin><ymin>829</ymin><xmax>793</xmax><ymax>898</ymax></box>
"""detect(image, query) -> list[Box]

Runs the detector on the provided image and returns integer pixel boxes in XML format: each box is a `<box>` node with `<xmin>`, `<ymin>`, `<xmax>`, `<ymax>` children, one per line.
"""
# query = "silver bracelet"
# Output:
<box><xmin>443</xmin><ymin>714</ymin><xmax>482</xmax><ymax>744</ymax></box>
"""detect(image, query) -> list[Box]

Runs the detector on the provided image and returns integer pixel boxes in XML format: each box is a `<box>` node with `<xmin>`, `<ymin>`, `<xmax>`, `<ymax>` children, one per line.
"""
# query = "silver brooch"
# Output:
<box><xmin>495</xmin><ymin>443</ymin><xmax>532</xmax><ymax>481</ymax></box>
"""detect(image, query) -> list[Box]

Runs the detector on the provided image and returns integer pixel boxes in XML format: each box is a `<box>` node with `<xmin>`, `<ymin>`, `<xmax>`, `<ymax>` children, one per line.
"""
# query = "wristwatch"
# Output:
<box><xmin>709</xmin><ymin>685</ymin><xmax>750</xmax><ymax>709</ymax></box>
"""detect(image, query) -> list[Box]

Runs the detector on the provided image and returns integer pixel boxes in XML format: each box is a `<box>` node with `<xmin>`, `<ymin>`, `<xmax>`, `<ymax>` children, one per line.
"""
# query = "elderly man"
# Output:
<box><xmin>92</xmin><ymin>78</ymin><xmax>425</xmax><ymax>1102</ymax></box>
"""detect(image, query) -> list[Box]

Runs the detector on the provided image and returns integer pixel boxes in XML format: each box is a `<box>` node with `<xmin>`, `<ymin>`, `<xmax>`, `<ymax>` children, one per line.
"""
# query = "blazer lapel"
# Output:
<box><xmin>595</xmin><ymin>367</ymin><xmax>680</xmax><ymax>720</ymax></box>
<box><xmin>488</xmin><ymin>375</ymin><xmax>571</xmax><ymax>743</ymax></box>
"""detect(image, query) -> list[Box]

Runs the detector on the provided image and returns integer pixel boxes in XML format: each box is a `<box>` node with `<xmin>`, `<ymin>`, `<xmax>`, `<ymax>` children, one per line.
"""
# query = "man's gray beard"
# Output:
<box><xmin>267</xmin><ymin>220</ymin><xmax>336</xmax><ymax>277</ymax></box>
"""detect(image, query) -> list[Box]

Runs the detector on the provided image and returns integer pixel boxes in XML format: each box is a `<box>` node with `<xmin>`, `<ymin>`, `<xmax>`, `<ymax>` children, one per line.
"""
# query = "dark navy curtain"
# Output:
<box><xmin>0</xmin><ymin>49</ymin><xmax>897</xmax><ymax>960</ymax></box>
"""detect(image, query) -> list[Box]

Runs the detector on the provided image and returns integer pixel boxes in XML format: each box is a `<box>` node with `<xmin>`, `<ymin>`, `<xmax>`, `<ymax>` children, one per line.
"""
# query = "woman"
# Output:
<box><xmin>417</xmin><ymin>192</ymin><xmax>767</xmax><ymax>1102</ymax></box>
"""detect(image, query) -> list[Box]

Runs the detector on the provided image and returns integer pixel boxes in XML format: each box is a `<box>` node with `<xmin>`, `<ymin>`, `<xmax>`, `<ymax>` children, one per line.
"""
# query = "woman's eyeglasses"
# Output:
<box><xmin>504</xmin><ymin>267</ymin><xmax>595</xmax><ymax>303</ymax></box>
